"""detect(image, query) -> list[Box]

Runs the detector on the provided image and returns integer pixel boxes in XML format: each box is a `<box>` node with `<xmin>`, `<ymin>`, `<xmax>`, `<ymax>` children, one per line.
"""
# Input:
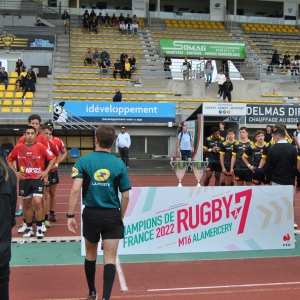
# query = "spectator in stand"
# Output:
<box><xmin>99</xmin><ymin>60</ymin><xmax>109</xmax><ymax>77</ymax></box>
<box><xmin>123</xmin><ymin>58</ymin><xmax>131</xmax><ymax>79</ymax></box>
<box><xmin>222</xmin><ymin>77</ymin><xmax>233</xmax><ymax>102</ymax></box>
<box><xmin>90</xmin><ymin>18</ymin><xmax>98</xmax><ymax>34</ymax></box>
<box><xmin>126</xmin><ymin>21</ymin><xmax>132</xmax><ymax>35</ymax></box>
<box><xmin>113</xmin><ymin>59</ymin><xmax>123</xmax><ymax>79</ymax></box>
<box><xmin>292</xmin><ymin>59</ymin><xmax>300</xmax><ymax>76</ymax></box>
<box><xmin>83</xmin><ymin>19</ymin><xmax>90</xmax><ymax>34</ymax></box>
<box><xmin>129</xmin><ymin>54</ymin><xmax>136</xmax><ymax>73</ymax></box>
<box><xmin>131</xmin><ymin>21</ymin><xmax>138</xmax><ymax>35</ymax></box>
<box><xmin>0</xmin><ymin>67</ymin><xmax>8</xmax><ymax>90</ymax></box>
<box><xmin>36</xmin><ymin>19</ymin><xmax>46</xmax><ymax>27</ymax></box>
<box><xmin>182</xmin><ymin>57</ymin><xmax>191</xmax><ymax>80</ymax></box>
<box><xmin>92</xmin><ymin>48</ymin><xmax>100</xmax><ymax>66</ymax></box>
<box><xmin>282</xmin><ymin>51</ymin><xmax>291</xmax><ymax>71</ymax></box>
<box><xmin>100</xmin><ymin>48</ymin><xmax>110</xmax><ymax>66</ymax></box>
<box><xmin>120</xmin><ymin>51</ymin><xmax>128</xmax><ymax>64</ymax></box>
<box><xmin>113</xmin><ymin>87</ymin><xmax>122</xmax><ymax>102</ymax></box>
<box><xmin>15</xmin><ymin>58</ymin><xmax>25</xmax><ymax>76</ymax></box>
<box><xmin>205</xmin><ymin>59</ymin><xmax>213</xmax><ymax>88</ymax></box>
<box><xmin>111</xmin><ymin>14</ymin><xmax>118</xmax><ymax>27</ymax></box>
<box><xmin>25</xmin><ymin>69</ymin><xmax>37</xmax><ymax>84</ymax></box>
<box><xmin>61</xmin><ymin>10</ymin><xmax>70</xmax><ymax>34</ymax></box>
<box><xmin>214</xmin><ymin>69</ymin><xmax>226</xmax><ymax>99</ymax></box>
<box><xmin>83</xmin><ymin>14</ymin><xmax>89</xmax><ymax>25</ymax></box>
<box><xmin>118</xmin><ymin>13</ymin><xmax>125</xmax><ymax>23</ymax></box>
<box><xmin>89</xmin><ymin>9</ymin><xmax>96</xmax><ymax>19</ymax></box>
<box><xmin>132</xmin><ymin>14</ymin><xmax>138</xmax><ymax>24</ymax></box>
<box><xmin>119</xmin><ymin>21</ymin><xmax>126</xmax><ymax>34</ymax></box>
<box><xmin>1</xmin><ymin>138</ymin><xmax>14</xmax><ymax>160</ymax></box>
<box><xmin>85</xmin><ymin>48</ymin><xmax>93</xmax><ymax>66</ymax></box>
<box><xmin>103</xmin><ymin>13</ymin><xmax>111</xmax><ymax>27</ymax></box>
<box><xmin>271</xmin><ymin>50</ymin><xmax>280</xmax><ymax>66</ymax></box>
<box><xmin>97</xmin><ymin>13</ymin><xmax>103</xmax><ymax>27</ymax></box>
<box><xmin>83</xmin><ymin>10</ymin><xmax>89</xmax><ymax>19</ymax></box>
<box><xmin>125</xmin><ymin>14</ymin><xmax>132</xmax><ymax>24</ymax></box>
<box><xmin>16</xmin><ymin>75</ymin><xmax>25</xmax><ymax>92</ymax></box>
<box><xmin>295</xmin><ymin>51</ymin><xmax>300</xmax><ymax>61</ymax></box>
<box><xmin>22</xmin><ymin>75</ymin><xmax>35</xmax><ymax>101</ymax></box>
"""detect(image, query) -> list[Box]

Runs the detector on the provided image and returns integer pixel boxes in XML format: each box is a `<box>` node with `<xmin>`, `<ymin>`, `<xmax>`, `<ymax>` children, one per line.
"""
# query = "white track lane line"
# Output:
<box><xmin>148</xmin><ymin>281</ymin><xmax>300</xmax><ymax>292</ymax></box>
<box><xmin>116</xmin><ymin>255</ymin><xmax>129</xmax><ymax>292</ymax></box>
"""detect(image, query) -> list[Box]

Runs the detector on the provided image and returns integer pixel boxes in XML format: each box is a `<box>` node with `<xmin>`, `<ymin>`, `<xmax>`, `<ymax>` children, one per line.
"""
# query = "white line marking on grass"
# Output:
<box><xmin>148</xmin><ymin>281</ymin><xmax>300</xmax><ymax>292</ymax></box>
<box><xmin>116</xmin><ymin>255</ymin><xmax>129</xmax><ymax>292</ymax></box>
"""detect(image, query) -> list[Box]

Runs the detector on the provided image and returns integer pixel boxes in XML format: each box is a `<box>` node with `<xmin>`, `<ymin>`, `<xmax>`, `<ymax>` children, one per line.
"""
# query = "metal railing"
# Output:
<box><xmin>224</xmin><ymin>6</ymin><xmax>232</xmax><ymax>30</ymax></box>
<box><xmin>53</xmin><ymin>103</ymin><xmax>97</xmax><ymax>130</ymax></box>
<box><xmin>0</xmin><ymin>0</ymin><xmax>59</xmax><ymax>21</ymax></box>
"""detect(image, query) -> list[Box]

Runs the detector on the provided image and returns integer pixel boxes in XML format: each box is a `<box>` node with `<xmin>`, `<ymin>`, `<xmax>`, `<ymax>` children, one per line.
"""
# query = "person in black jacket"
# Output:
<box><xmin>262</xmin><ymin>128</ymin><xmax>297</xmax><ymax>186</ymax></box>
<box><xmin>113</xmin><ymin>59</ymin><xmax>123</xmax><ymax>79</ymax></box>
<box><xmin>113</xmin><ymin>87</ymin><xmax>122</xmax><ymax>102</ymax></box>
<box><xmin>222</xmin><ymin>77</ymin><xmax>233</xmax><ymax>102</ymax></box>
<box><xmin>0</xmin><ymin>159</ymin><xmax>17</xmax><ymax>300</ymax></box>
<box><xmin>25</xmin><ymin>69</ymin><xmax>37</xmax><ymax>84</ymax></box>
<box><xmin>271</xmin><ymin>50</ymin><xmax>280</xmax><ymax>65</ymax></box>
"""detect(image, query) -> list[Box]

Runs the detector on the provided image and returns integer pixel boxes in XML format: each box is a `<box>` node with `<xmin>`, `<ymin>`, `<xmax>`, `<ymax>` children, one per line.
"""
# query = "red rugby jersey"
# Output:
<box><xmin>18</xmin><ymin>133</ymin><xmax>49</xmax><ymax>148</ymax></box>
<box><xmin>51</xmin><ymin>136</ymin><xmax>66</xmax><ymax>152</ymax></box>
<box><xmin>7</xmin><ymin>143</ymin><xmax>55</xmax><ymax>179</ymax></box>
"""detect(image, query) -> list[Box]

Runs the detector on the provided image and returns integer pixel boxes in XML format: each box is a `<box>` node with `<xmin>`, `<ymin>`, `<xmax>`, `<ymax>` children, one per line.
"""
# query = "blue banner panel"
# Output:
<box><xmin>53</xmin><ymin>101</ymin><xmax>175</xmax><ymax>123</ymax></box>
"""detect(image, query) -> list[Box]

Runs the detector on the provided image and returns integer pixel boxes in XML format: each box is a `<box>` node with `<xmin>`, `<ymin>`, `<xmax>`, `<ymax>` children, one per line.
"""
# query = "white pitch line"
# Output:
<box><xmin>148</xmin><ymin>281</ymin><xmax>300</xmax><ymax>292</ymax></box>
<box><xmin>116</xmin><ymin>255</ymin><xmax>129</xmax><ymax>292</ymax></box>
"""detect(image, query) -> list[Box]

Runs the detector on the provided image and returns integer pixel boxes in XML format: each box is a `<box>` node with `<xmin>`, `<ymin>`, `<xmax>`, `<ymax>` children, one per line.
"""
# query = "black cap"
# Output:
<box><xmin>44</xmin><ymin>120</ymin><xmax>54</xmax><ymax>128</ymax></box>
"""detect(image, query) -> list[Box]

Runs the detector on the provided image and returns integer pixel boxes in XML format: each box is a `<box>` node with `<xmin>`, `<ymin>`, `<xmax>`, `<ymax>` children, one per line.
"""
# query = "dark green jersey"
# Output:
<box><xmin>71</xmin><ymin>151</ymin><xmax>131</xmax><ymax>209</ymax></box>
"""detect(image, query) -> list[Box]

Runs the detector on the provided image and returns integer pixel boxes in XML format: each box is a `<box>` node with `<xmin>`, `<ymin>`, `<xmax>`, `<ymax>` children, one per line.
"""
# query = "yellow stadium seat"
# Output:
<box><xmin>23</xmin><ymin>107</ymin><xmax>32</xmax><ymax>113</ymax></box>
<box><xmin>10</xmin><ymin>72</ymin><xmax>18</xmax><ymax>78</ymax></box>
<box><xmin>2</xmin><ymin>100</ymin><xmax>12</xmax><ymax>106</ymax></box>
<box><xmin>1</xmin><ymin>107</ymin><xmax>10</xmax><ymax>113</ymax></box>
<box><xmin>4</xmin><ymin>92</ymin><xmax>13</xmax><ymax>98</ymax></box>
<box><xmin>23</xmin><ymin>100</ymin><xmax>33</xmax><ymax>106</ymax></box>
<box><xmin>9</xmin><ymin>78</ymin><xmax>16</xmax><ymax>85</ymax></box>
<box><xmin>25</xmin><ymin>92</ymin><xmax>34</xmax><ymax>98</ymax></box>
<box><xmin>12</xmin><ymin>107</ymin><xmax>21</xmax><ymax>113</ymax></box>
<box><xmin>20</xmin><ymin>72</ymin><xmax>27</xmax><ymax>77</ymax></box>
<box><xmin>13</xmin><ymin>100</ymin><xmax>22</xmax><ymax>106</ymax></box>
<box><xmin>7</xmin><ymin>85</ymin><xmax>15</xmax><ymax>91</ymax></box>
<box><xmin>0</xmin><ymin>85</ymin><xmax>5</xmax><ymax>91</ymax></box>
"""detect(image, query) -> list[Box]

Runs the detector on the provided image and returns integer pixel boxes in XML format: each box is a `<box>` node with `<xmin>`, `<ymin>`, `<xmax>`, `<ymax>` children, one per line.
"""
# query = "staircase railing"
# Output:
<box><xmin>52</xmin><ymin>103</ymin><xmax>97</xmax><ymax>130</ymax></box>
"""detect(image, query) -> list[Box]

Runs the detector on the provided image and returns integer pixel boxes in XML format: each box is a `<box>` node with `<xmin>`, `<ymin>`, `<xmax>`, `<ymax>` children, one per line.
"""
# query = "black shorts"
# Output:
<box><xmin>206</xmin><ymin>161</ymin><xmax>222</xmax><ymax>172</ymax></box>
<box><xmin>49</xmin><ymin>171</ymin><xmax>59</xmax><ymax>185</ymax></box>
<box><xmin>252</xmin><ymin>172</ymin><xmax>265</xmax><ymax>185</ymax></box>
<box><xmin>223</xmin><ymin>165</ymin><xmax>232</xmax><ymax>176</ymax></box>
<box><xmin>234</xmin><ymin>169</ymin><xmax>252</xmax><ymax>182</ymax></box>
<box><xmin>83</xmin><ymin>206</ymin><xmax>124</xmax><ymax>243</ymax></box>
<box><xmin>19</xmin><ymin>179</ymin><xmax>44</xmax><ymax>198</ymax></box>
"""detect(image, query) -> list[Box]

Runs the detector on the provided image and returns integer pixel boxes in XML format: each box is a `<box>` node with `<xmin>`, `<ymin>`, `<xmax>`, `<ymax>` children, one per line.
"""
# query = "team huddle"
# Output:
<box><xmin>203</xmin><ymin>123</ymin><xmax>300</xmax><ymax>187</ymax></box>
<box><xmin>7</xmin><ymin>114</ymin><xmax>67</xmax><ymax>239</ymax></box>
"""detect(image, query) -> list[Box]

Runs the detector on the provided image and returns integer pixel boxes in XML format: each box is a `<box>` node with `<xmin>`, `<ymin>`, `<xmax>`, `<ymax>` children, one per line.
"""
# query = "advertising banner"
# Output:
<box><xmin>132</xmin><ymin>0</ymin><xmax>147</xmax><ymax>18</ymax></box>
<box><xmin>81</xmin><ymin>186</ymin><xmax>294</xmax><ymax>256</ymax></box>
<box><xmin>203</xmin><ymin>102</ymin><xmax>247</xmax><ymax>116</ymax></box>
<box><xmin>210</xmin><ymin>0</ymin><xmax>225</xmax><ymax>21</ymax></box>
<box><xmin>246</xmin><ymin>104</ymin><xmax>300</xmax><ymax>124</ymax></box>
<box><xmin>53</xmin><ymin>101</ymin><xmax>175</xmax><ymax>123</ymax></box>
<box><xmin>159</xmin><ymin>40</ymin><xmax>246</xmax><ymax>58</ymax></box>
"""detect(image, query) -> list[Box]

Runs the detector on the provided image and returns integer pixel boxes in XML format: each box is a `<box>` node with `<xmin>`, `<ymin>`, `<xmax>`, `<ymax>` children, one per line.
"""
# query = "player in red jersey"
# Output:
<box><xmin>17</xmin><ymin>114</ymin><xmax>49</xmax><ymax>230</ymax></box>
<box><xmin>7</xmin><ymin>126</ymin><xmax>55</xmax><ymax>239</ymax></box>
<box><xmin>18</xmin><ymin>114</ymin><xmax>49</xmax><ymax>147</ymax></box>
<box><xmin>44</xmin><ymin>121</ymin><xmax>68</xmax><ymax>222</ymax></box>
<box><xmin>41</xmin><ymin>124</ymin><xmax>61</xmax><ymax>228</ymax></box>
